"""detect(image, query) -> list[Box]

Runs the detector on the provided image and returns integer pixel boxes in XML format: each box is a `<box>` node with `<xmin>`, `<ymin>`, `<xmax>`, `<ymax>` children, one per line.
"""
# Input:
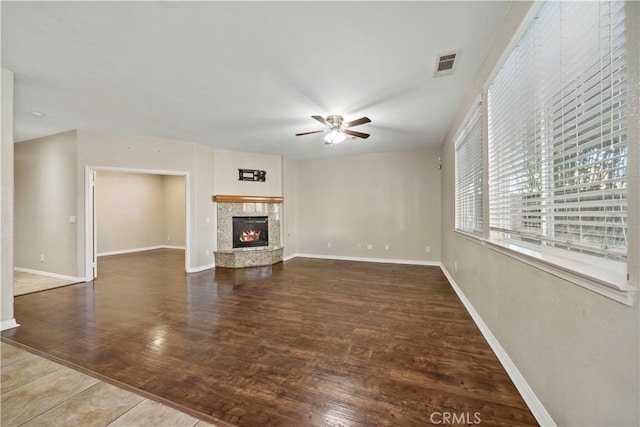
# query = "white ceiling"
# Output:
<box><xmin>2</xmin><ymin>1</ymin><xmax>510</xmax><ymax>159</ymax></box>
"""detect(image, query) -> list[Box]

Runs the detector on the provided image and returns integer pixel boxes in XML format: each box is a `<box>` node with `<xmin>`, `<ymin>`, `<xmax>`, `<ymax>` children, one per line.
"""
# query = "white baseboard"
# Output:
<box><xmin>440</xmin><ymin>265</ymin><xmax>555</xmax><ymax>427</ymax></box>
<box><xmin>97</xmin><ymin>246</ymin><xmax>185</xmax><ymax>257</ymax></box>
<box><xmin>291</xmin><ymin>253</ymin><xmax>440</xmax><ymax>266</ymax></box>
<box><xmin>187</xmin><ymin>263</ymin><xmax>214</xmax><ymax>273</ymax></box>
<box><xmin>283</xmin><ymin>253</ymin><xmax>297</xmax><ymax>262</ymax></box>
<box><xmin>0</xmin><ymin>318</ymin><xmax>20</xmax><ymax>331</ymax></box>
<box><xmin>14</xmin><ymin>267</ymin><xmax>84</xmax><ymax>283</ymax></box>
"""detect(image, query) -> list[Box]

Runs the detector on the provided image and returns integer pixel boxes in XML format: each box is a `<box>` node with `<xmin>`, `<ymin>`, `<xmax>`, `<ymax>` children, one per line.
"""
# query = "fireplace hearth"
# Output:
<box><xmin>232</xmin><ymin>216</ymin><xmax>268</xmax><ymax>248</ymax></box>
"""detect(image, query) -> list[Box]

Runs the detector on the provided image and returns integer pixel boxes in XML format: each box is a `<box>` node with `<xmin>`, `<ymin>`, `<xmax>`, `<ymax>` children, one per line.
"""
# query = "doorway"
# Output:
<box><xmin>85</xmin><ymin>167</ymin><xmax>190</xmax><ymax>280</ymax></box>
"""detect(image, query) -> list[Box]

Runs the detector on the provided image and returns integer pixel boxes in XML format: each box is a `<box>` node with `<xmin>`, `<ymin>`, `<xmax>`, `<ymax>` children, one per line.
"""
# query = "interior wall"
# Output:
<box><xmin>294</xmin><ymin>148</ymin><xmax>441</xmax><ymax>262</ymax></box>
<box><xmin>193</xmin><ymin>143</ymin><xmax>216</xmax><ymax>267</ymax></box>
<box><xmin>213</xmin><ymin>149</ymin><xmax>282</xmax><ymax>197</ymax></box>
<box><xmin>163</xmin><ymin>175</ymin><xmax>186</xmax><ymax>248</ymax></box>
<box><xmin>440</xmin><ymin>2</ymin><xmax>640</xmax><ymax>425</ymax></box>
<box><xmin>282</xmin><ymin>157</ymin><xmax>297</xmax><ymax>258</ymax></box>
<box><xmin>1</xmin><ymin>68</ymin><xmax>15</xmax><ymax>325</ymax></box>
<box><xmin>76</xmin><ymin>129</ymin><xmax>215</xmax><ymax>273</ymax></box>
<box><xmin>96</xmin><ymin>172</ymin><xmax>166</xmax><ymax>254</ymax></box>
<box><xmin>14</xmin><ymin>130</ymin><xmax>79</xmax><ymax>278</ymax></box>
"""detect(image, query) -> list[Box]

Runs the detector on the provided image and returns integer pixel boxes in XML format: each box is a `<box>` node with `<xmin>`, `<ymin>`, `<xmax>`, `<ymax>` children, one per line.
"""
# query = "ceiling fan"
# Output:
<box><xmin>296</xmin><ymin>115</ymin><xmax>371</xmax><ymax>144</ymax></box>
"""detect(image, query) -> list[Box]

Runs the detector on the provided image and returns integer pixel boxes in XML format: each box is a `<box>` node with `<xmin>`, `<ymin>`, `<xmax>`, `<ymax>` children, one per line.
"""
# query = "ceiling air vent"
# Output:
<box><xmin>434</xmin><ymin>52</ymin><xmax>457</xmax><ymax>77</ymax></box>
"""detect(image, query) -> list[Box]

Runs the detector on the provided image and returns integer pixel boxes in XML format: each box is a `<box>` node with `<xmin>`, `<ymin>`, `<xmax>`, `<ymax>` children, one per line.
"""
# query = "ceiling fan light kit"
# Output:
<box><xmin>296</xmin><ymin>115</ymin><xmax>371</xmax><ymax>145</ymax></box>
<box><xmin>324</xmin><ymin>129</ymin><xmax>346</xmax><ymax>144</ymax></box>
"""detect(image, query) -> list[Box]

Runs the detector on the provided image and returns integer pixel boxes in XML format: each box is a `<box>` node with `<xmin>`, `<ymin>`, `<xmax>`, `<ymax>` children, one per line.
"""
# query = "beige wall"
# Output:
<box><xmin>76</xmin><ymin>130</ymin><xmax>216</xmax><ymax>273</ymax></box>
<box><xmin>440</xmin><ymin>2</ymin><xmax>640</xmax><ymax>425</ymax></box>
<box><xmin>15</xmin><ymin>130</ymin><xmax>277</xmax><ymax>276</ymax></box>
<box><xmin>282</xmin><ymin>157</ymin><xmax>297</xmax><ymax>258</ymax></box>
<box><xmin>163</xmin><ymin>175</ymin><xmax>186</xmax><ymax>248</ymax></box>
<box><xmin>14</xmin><ymin>131</ymin><xmax>79</xmax><ymax>278</ymax></box>
<box><xmin>213</xmin><ymin>149</ymin><xmax>282</xmax><ymax>197</ymax></box>
<box><xmin>96</xmin><ymin>172</ymin><xmax>183</xmax><ymax>254</ymax></box>
<box><xmin>1</xmin><ymin>69</ymin><xmax>15</xmax><ymax>325</ymax></box>
<box><xmin>192</xmin><ymin>143</ymin><xmax>216</xmax><ymax>266</ymax></box>
<box><xmin>294</xmin><ymin>148</ymin><xmax>441</xmax><ymax>262</ymax></box>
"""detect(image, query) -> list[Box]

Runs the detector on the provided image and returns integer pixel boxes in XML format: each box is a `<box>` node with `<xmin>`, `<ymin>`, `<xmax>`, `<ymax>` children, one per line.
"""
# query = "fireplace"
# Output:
<box><xmin>232</xmin><ymin>216</ymin><xmax>269</xmax><ymax>248</ymax></box>
<box><xmin>214</xmin><ymin>196</ymin><xmax>283</xmax><ymax>268</ymax></box>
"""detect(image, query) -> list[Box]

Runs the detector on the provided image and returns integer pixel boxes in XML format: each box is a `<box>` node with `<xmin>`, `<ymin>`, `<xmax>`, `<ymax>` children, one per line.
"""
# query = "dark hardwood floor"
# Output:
<box><xmin>2</xmin><ymin>249</ymin><xmax>537</xmax><ymax>426</ymax></box>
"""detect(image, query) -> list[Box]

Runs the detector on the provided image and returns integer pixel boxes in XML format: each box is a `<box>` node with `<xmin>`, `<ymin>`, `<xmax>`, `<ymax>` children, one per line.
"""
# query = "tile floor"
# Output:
<box><xmin>13</xmin><ymin>272</ymin><xmax>77</xmax><ymax>296</ymax></box>
<box><xmin>1</xmin><ymin>342</ymin><xmax>217</xmax><ymax>426</ymax></box>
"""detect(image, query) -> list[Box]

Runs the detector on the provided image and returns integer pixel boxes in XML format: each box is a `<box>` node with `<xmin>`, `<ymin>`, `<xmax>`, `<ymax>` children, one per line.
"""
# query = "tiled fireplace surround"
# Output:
<box><xmin>213</xmin><ymin>195</ymin><xmax>284</xmax><ymax>268</ymax></box>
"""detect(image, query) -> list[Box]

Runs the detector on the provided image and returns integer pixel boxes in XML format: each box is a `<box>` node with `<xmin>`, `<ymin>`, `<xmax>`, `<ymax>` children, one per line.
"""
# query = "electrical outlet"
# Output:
<box><xmin>206</xmin><ymin>249</ymin><xmax>211</xmax><ymax>256</ymax></box>
<box><xmin>327</xmin><ymin>242</ymin><xmax>332</xmax><ymax>248</ymax></box>
<box><xmin>426</xmin><ymin>246</ymin><xmax>431</xmax><ymax>253</ymax></box>
<box><xmin>69</xmin><ymin>216</ymin><xmax>77</xmax><ymax>224</ymax></box>
<box><xmin>167</xmin><ymin>235</ymin><xmax>171</xmax><ymax>241</ymax></box>
<box><xmin>385</xmin><ymin>244</ymin><xmax>389</xmax><ymax>250</ymax></box>
<box><xmin>367</xmin><ymin>244</ymin><xmax>373</xmax><ymax>250</ymax></box>
<box><xmin>206</xmin><ymin>216</ymin><xmax>210</xmax><ymax>223</ymax></box>
<box><xmin>40</xmin><ymin>254</ymin><xmax>45</xmax><ymax>262</ymax></box>
<box><xmin>454</xmin><ymin>261</ymin><xmax>458</xmax><ymax>271</ymax></box>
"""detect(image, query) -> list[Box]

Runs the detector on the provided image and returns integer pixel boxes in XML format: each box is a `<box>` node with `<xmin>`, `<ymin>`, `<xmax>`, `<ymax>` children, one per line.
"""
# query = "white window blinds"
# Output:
<box><xmin>455</xmin><ymin>102</ymin><xmax>483</xmax><ymax>235</ymax></box>
<box><xmin>487</xmin><ymin>0</ymin><xmax>627</xmax><ymax>261</ymax></box>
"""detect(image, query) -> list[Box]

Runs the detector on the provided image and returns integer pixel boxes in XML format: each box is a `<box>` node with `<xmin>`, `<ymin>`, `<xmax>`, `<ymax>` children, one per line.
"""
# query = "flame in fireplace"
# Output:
<box><xmin>239</xmin><ymin>229</ymin><xmax>261</xmax><ymax>243</ymax></box>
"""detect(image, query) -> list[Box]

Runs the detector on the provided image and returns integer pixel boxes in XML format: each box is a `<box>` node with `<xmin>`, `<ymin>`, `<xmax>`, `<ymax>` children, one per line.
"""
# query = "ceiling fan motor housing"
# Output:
<box><xmin>326</xmin><ymin>115</ymin><xmax>344</xmax><ymax>128</ymax></box>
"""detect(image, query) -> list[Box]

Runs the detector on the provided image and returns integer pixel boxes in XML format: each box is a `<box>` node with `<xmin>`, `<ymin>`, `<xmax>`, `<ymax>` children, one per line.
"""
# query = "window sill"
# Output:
<box><xmin>485</xmin><ymin>239</ymin><xmax>636</xmax><ymax>306</ymax></box>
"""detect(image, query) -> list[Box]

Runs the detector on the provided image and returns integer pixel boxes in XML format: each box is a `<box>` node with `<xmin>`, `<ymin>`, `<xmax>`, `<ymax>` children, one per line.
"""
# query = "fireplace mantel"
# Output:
<box><xmin>213</xmin><ymin>195</ymin><xmax>283</xmax><ymax>204</ymax></box>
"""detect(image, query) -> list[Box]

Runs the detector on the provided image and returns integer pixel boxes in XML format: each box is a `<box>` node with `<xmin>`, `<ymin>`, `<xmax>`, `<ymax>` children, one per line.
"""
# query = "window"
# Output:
<box><xmin>487</xmin><ymin>1</ymin><xmax>628</xmax><ymax>284</ymax></box>
<box><xmin>455</xmin><ymin>101</ymin><xmax>483</xmax><ymax>236</ymax></box>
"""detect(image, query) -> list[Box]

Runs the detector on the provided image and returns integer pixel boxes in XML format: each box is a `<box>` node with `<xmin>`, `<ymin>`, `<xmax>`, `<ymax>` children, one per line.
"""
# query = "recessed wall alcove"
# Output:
<box><xmin>213</xmin><ymin>195</ymin><xmax>283</xmax><ymax>268</ymax></box>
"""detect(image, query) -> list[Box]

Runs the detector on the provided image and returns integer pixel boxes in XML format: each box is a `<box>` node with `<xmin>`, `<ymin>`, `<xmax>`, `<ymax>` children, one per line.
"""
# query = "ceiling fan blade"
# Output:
<box><xmin>343</xmin><ymin>129</ymin><xmax>370</xmax><ymax>139</ymax></box>
<box><xmin>311</xmin><ymin>115</ymin><xmax>329</xmax><ymax>126</ymax></box>
<box><xmin>295</xmin><ymin>130</ymin><xmax>325</xmax><ymax>136</ymax></box>
<box><xmin>343</xmin><ymin>117</ymin><xmax>371</xmax><ymax>128</ymax></box>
